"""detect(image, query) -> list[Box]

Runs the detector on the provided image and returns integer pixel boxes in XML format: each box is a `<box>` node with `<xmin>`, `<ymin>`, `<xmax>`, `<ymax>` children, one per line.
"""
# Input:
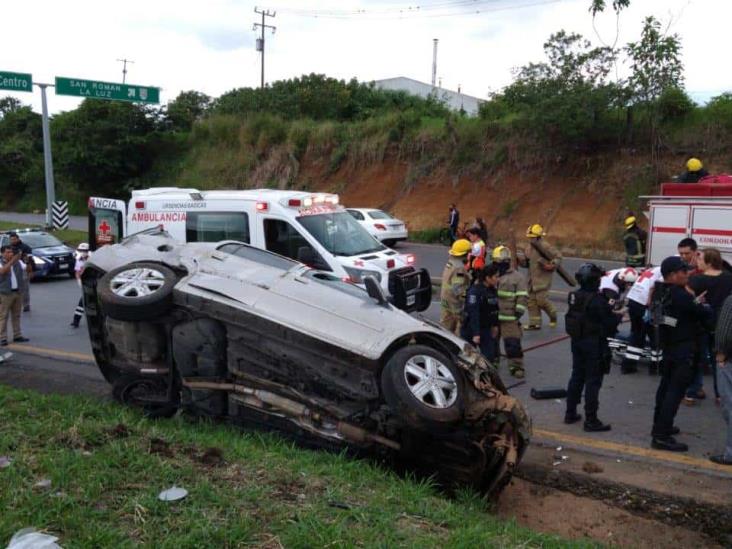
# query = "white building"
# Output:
<box><xmin>372</xmin><ymin>76</ymin><xmax>483</xmax><ymax>116</ymax></box>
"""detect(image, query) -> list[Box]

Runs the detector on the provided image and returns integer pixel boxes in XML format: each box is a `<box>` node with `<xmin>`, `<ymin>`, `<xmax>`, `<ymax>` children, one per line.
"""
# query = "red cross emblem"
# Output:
<box><xmin>98</xmin><ymin>221</ymin><xmax>111</xmax><ymax>235</ymax></box>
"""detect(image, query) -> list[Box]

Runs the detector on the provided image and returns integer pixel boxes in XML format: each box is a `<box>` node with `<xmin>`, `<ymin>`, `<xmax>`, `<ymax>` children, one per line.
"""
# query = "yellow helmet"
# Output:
<box><xmin>686</xmin><ymin>157</ymin><xmax>703</xmax><ymax>172</ymax></box>
<box><xmin>526</xmin><ymin>224</ymin><xmax>545</xmax><ymax>238</ymax></box>
<box><xmin>449</xmin><ymin>239</ymin><xmax>471</xmax><ymax>257</ymax></box>
<box><xmin>492</xmin><ymin>245</ymin><xmax>512</xmax><ymax>262</ymax></box>
<box><xmin>624</xmin><ymin>216</ymin><xmax>636</xmax><ymax>229</ymax></box>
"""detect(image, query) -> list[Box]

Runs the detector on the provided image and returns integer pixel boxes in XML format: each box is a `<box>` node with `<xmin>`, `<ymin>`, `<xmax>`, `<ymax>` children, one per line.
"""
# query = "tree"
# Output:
<box><xmin>0</xmin><ymin>104</ymin><xmax>43</xmax><ymax>200</ymax></box>
<box><xmin>589</xmin><ymin>0</ymin><xmax>630</xmax><ymax>17</ymax></box>
<box><xmin>166</xmin><ymin>90</ymin><xmax>211</xmax><ymax>131</ymax></box>
<box><xmin>0</xmin><ymin>97</ymin><xmax>22</xmax><ymax>118</ymax></box>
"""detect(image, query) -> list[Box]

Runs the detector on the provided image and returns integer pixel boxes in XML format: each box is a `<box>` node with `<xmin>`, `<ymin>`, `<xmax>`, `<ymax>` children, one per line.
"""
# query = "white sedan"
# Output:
<box><xmin>346</xmin><ymin>208</ymin><xmax>408</xmax><ymax>247</ymax></box>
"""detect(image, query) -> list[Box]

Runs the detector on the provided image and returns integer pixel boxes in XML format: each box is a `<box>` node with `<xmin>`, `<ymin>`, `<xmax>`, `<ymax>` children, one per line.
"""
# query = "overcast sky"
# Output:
<box><xmin>1</xmin><ymin>0</ymin><xmax>726</xmax><ymax>114</ymax></box>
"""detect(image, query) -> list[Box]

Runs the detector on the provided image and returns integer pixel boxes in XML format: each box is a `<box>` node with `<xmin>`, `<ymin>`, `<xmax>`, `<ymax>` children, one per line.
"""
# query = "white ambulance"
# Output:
<box><xmin>645</xmin><ymin>178</ymin><xmax>732</xmax><ymax>266</ymax></box>
<box><xmin>88</xmin><ymin>188</ymin><xmax>431</xmax><ymax>312</ymax></box>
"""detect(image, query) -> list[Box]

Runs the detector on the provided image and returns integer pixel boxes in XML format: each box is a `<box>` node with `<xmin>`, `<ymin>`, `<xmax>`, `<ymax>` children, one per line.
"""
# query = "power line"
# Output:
<box><xmin>253</xmin><ymin>7</ymin><xmax>276</xmax><ymax>89</ymax></box>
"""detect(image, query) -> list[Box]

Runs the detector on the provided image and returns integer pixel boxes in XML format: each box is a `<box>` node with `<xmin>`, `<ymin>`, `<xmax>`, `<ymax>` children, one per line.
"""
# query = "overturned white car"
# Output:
<box><xmin>82</xmin><ymin>230</ymin><xmax>530</xmax><ymax>497</ymax></box>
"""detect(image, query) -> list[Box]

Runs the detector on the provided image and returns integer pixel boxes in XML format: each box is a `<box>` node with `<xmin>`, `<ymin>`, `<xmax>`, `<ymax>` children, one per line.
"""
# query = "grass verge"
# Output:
<box><xmin>0</xmin><ymin>220</ymin><xmax>88</xmax><ymax>248</ymax></box>
<box><xmin>0</xmin><ymin>385</ymin><xmax>581</xmax><ymax>548</ymax></box>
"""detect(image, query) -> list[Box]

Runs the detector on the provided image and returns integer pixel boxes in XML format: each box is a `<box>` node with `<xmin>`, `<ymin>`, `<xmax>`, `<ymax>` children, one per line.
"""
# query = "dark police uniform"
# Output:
<box><xmin>651</xmin><ymin>282</ymin><xmax>710</xmax><ymax>441</ymax></box>
<box><xmin>565</xmin><ymin>288</ymin><xmax>619</xmax><ymax>428</ymax></box>
<box><xmin>461</xmin><ymin>283</ymin><xmax>499</xmax><ymax>363</ymax></box>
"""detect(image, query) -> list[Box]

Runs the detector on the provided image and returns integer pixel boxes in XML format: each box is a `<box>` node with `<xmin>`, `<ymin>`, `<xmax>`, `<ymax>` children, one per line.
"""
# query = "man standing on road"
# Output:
<box><xmin>0</xmin><ymin>245</ymin><xmax>30</xmax><ymax>346</ymax></box>
<box><xmin>448</xmin><ymin>204</ymin><xmax>460</xmax><ymax>245</ymax></box>
<box><xmin>461</xmin><ymin>265</ymin><xmax>500</xmax><ymax>366</ymax></box>
<box><xmin>564</xmin><ymin>263</ymin><xmax>619</xmax><ymax>432</ymax></box>
<box><xmin>440</xmin><ymin>239</ymin><xmax>471</xmax><ymax>335</ymax></box>
<box><xmin>493</xmin><ymin>245</ymin><xmax>529</xmax><ymax>378</ymax></box>
<box><xmin>712</xmin><ymin>295</ymin><xmax>732</xmax><ymax>466</ymax></box>
<box><xmin>521</xmin><ymin>224</ymin><xmax>561</xmax><ymax>331</ymax></box>
<box><xmin>70</xmin><ymin>243</ymin><xmax>90</xmax><ymax>328</ymax></box>
<box><xmin>623</xmin><ymin>216</ymin><xmax>647</xmax><ymax>268</ymax></box>
<box><xmin>9</xmin><ymin>232</ymin><xmax>33</xmax><ymax>312</ymax></box>
<box><xmin>650</xmin><ymin>256</ymin><xmax>709</xmax><ymax>452</ymax></box>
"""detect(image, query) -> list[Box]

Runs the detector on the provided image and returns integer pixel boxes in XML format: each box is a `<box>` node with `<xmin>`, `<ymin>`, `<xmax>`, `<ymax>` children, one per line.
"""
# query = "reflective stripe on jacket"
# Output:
<box><xmin>497</xmin><ymin>268</ymin><xmax>528</xmax><ymax>322</ymax></box>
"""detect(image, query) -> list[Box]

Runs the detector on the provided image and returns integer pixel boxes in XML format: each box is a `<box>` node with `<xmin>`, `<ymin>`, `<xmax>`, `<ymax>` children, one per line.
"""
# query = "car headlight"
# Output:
<box><xmin>32</xmin><ymin>256</ymin><xmax>48</xmax><ymax>266</ymax></box>
<box><xmin>343</xmin><ymin>267</ymin><xmax>382</xmax><ymax>284</ymax></box>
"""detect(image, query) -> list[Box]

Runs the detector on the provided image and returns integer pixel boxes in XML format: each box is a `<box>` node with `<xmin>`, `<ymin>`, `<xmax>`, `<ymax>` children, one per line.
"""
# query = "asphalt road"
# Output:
<box><xmin>0</xmin><ymin>271</ymin><xmax>727</xmax><ymax>470</ymax></box>
<box><xmin>0</xmin><ymin>211</ymin><xmax>87</xmax><ymax>231</ymax></box>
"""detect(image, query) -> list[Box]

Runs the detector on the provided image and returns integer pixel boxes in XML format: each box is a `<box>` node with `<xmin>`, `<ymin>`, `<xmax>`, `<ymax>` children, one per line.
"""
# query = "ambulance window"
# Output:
<box><xmin>186</xmin><ymin>212</ymin><xmax>249</xmax><ymax>243</ymax></box>
<box><xmin>263</xmin><ymin>218</ymin><xmax>330</xmax><ymax>271</ymax></box>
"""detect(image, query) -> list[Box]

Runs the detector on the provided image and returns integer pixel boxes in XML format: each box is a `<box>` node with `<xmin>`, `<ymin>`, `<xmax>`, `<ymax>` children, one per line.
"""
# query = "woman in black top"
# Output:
<box><xmin>686</xmin><ymin>248</ymin><xmax>732</xmax><ymax>404</ymax></box>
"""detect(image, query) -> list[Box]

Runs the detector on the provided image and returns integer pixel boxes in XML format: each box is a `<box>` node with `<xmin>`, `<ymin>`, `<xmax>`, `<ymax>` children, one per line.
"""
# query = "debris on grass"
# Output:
<box><xmin>33</xmin><ymin>479</ymin><xmax>52</xmax><ymax>490</ymax></box>
<box><xmin>0</xmin><ymin>456</ymin><xmax>12</xmax><ymax>469</ymax></box>
<box><xmin>158</xmin><ymin>486</ymin><xmax>188</xmax><ymax>502</ymax></box>
<box><xmin>6</xmin><ymin>528</ymin><xmax>61</xmax><ymax>549</ymax></box>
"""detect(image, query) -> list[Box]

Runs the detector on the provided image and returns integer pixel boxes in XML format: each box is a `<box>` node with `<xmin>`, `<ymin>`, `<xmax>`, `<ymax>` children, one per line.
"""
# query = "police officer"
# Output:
<box><xmin>440</xmin><ymin>239</ymin><xmax>471</xmax><ymax>335</ymax></box>
<box><xmin>493</xmin><ymin>246</ymin><xmax>529</xmax><ymax>378</ymax></box>
<box><xmin>564</xmin><ymin>263</ymin><xmax>620</xmax><ymax>432</ymax></box>
<box><xmin>461</xmin><ymin>264</ymin><xmax>500</xmax><ymax>366</ymax></box>
<box><xmin>650</xmin><ymin>256</ymin><xmax>712</xmax><ymax>452</ymax></box>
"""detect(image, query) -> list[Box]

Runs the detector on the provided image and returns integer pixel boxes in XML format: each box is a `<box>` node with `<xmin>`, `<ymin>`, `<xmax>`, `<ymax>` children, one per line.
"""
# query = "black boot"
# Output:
<box><xmin>584</xmin><ymin>417</ymin><xmax>611</xmax><ymax>432</ymax></box>
<box><xmin>651</xmin><ymin>436</ymin><xmax>688</xmax><ymax>452</ymax></box>
<box><xmin>564</xmin><ymin>411</ymin><xmax>582</xmax><ymax>424</ymax></box>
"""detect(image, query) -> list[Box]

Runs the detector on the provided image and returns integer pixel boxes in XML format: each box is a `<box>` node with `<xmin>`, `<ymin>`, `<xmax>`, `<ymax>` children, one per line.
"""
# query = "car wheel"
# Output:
<box><xmin>383</xmin><ymin>239</ymin><xmax>395</xmax><ymax>248</ymax></box>
<box><xmin>111</xmin><ymin>374</ymin><xmax>178</xmax><ymax>418</ymax></box>
<box><xmin>98</xmin><ymin>262</ymin><xmax>178</xmax><ymax>321</ymax></box>
<box><xmin>381</xmin><ymin>345</ymin><xmax>464</xmax><ymax>426</ymax></box>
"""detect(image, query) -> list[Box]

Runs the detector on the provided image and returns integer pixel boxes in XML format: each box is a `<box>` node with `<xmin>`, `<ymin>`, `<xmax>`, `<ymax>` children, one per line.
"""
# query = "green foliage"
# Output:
<box><xmin>0</xmin><ymin>103</ymin><xmax>44</xmax><ymax>203</ymax></box>
<box><xmin>165</xmin><ymin>90</ymin><xmax>211</xmax><ymax>131</ymax></box>
<box><xmin>657</xmin><ymin>87</ymin><xmax>694</xmax><ymax>122</ymax></box>
<box><xmin>589</xmin><ymin>0</ymin><xmax>630</xmax><ymax>16</ymax></box>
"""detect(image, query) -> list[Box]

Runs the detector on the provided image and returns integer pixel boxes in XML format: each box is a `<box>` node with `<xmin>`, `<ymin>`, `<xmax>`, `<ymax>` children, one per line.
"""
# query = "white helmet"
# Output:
<box><xmin>77</xmin><ymin>243</ymin><xmax>90</xmax><ymax>252</ymax></box>
<box><xmin>617</xmin><ymin>267</ymin><xmax>638</xmax><ymax>284</ymax></box>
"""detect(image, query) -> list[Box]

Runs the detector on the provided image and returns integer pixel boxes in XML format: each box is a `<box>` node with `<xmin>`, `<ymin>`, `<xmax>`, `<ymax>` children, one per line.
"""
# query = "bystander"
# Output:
<box><xmin>713</xmin><ymin>295</ymin><xmax>732</xmax><ymax>465</ymax></box>
<box><xmin>0</xmin><ymin>245</ymin><xmax>30</xmax><ymax>346</ymax></box>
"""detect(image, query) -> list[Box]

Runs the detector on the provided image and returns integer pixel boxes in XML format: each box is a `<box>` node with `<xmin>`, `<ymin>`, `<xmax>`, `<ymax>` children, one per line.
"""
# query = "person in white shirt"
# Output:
<box><xmin>599</xmin><ymin>267</ymin><xmax>639</xmax><ymax>309</ymax></box>
<box><xmin>70</xmin><ymin>243</ymin><xmax>90</xmax><ymax>328</ymax></box>
<box><xmin>0</xmin><ymin>245</ymin><xmax>30</xmax><ymax>345</ymax></box>
<box><xmin>622</xmin><ymin>266</ymin><xmax>663</xmax><ymax>373</ymax></box>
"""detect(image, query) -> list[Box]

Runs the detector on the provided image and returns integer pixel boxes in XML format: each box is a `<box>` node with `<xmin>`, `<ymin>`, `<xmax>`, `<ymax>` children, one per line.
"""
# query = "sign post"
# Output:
<box><xmin>37</xmin><ymin>83</ymin><xmax>56</xmax><ymax>228</ymax></box>
<box><xmin>55</xmin><ymin>77</ymin><xmax>160</xmax><ymax>104</ymax></box>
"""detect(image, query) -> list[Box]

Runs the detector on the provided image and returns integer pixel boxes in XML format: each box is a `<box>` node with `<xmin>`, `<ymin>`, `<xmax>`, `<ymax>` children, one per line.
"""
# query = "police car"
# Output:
<box><xmin>0</xmin><ymin>229</ymin><xmax>76</xmax><ymax>279</ymax></box>
<box><xmin>88</xmin><ymin>188</ymin><xmax>431</xmax><ymax>312</ymax></box>
<box><xmin>346</xmin><ymin>208</ymin><xmax>408</xmax><ymax>247</ymax></box>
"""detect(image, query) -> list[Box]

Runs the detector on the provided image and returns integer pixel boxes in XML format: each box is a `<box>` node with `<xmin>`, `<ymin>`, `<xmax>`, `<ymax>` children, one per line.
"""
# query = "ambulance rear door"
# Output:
<box><xmin>690</xmin><ymin>201</ymin><xmax>732</xmax><ymax>264</ymax></box>
<box><xmin>648</xmin><ymin>202</ymin><xmax>690</xmax><ymax>266</ymax></box>
<box><xmin>88</xmin><ymin>197</ymin><xmax>126</xmax><ymax>251</ymax></box>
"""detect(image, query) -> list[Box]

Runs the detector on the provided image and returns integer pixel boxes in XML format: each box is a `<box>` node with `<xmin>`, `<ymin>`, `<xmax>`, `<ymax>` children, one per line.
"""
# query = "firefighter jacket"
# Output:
<box><xmin>522</xmin><ymin>238</ymin><xmax>562</xmax><ymax>292</ymax></box>
<box><xmin>440</xmin><ymin>257</ymin><xmax>470</xmax><ymax>314</ymax></box>
<box><xmin>497</xmin><ymin>268</ymin><xmax>528</xmax><ymax>323</ymax></box>
<box><xmin>623</xmin><ymin>226</ymin><xmax>647</xmax><ymax>267</ymax></box>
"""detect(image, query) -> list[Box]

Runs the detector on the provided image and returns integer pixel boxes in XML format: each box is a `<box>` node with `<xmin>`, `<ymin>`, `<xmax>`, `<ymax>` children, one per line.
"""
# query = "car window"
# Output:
<box><xmin>303</xmin><ymin>270</ymin><xmax>371</xmax><ymax>300</ymax></box>
<box><xmin>367</xmin><ymin>210</ymin><xmax>392</xmax><ymax>220</ymax></box>
<box><xmin>186</xmin><ymin>212</ymin><xmax>250</xmax><ymax>243</ymax></box>
<box><xmin>297</xmin><ymin>211</ymin><xmax>385</xmax><ymax>257</ymax></box>
<box><xmin>19</xmin><ymin>233</ymin><xmax>63</xmax><ymax>248</ymax></box>
<box><xmin>263</xmin><ymin>218</ymin><xmax>330</xmax><ymax>270</ymax></box>
<box><xmin>348</xmin><ymin>209</ymin><xmax>365</xmax><ymax>221</ymax></box>
<box><xmin>216</xmin><ymin>242</ymin><xmax>298</xmax><ymax>271</ymax></box>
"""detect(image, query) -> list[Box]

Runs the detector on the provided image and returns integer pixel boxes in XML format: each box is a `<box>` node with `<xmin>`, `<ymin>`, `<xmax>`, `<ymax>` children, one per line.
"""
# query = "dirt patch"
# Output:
<box><xmin>499</xmin><ymin>478</ymin><xmax>721</xmax><ymax>548</ymax></box>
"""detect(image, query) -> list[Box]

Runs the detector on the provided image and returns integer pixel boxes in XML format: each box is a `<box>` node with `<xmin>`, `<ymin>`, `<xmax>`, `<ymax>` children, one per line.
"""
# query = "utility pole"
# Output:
<box><xmin>116</xmin><ymin>58</ymin><xmax>134</xmax><ymax>84</ymax></box>
<box><xmin>431</xmin><ymin>38</ymin><xmax>438</xmax><ymax>87</ymax></box>
<box><xmin>34</xmin><ymin>83</ymin><xmax>56</xmax><ymax>227</ymax></box>
<box><xmin>253</xmin><ymin>7</ymin><xmax>276</xmax><ymax>89</ymax></box>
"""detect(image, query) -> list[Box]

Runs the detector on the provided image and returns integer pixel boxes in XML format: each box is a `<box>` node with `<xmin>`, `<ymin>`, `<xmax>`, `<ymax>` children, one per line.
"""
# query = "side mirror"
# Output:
<box><xmin>297</xmin><ymin>246</ymin><xmax>328</xmax><ymax>270</ymax></box>
<box><xmin>364</xmin><ymin>275</ymin><xmax>388</xmax><ymax>306</ymax></box>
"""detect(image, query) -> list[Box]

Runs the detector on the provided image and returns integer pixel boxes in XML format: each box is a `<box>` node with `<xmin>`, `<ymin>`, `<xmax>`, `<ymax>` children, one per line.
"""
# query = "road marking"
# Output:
<box><xmin>8</xmin><ymin>344</ymin><xmax>95</xmax><ymax>364</ymax></box>
<box><xmin>535</xmin><ymin>428</ymin><xmax>732</xmax><ymax>474</ymax></box>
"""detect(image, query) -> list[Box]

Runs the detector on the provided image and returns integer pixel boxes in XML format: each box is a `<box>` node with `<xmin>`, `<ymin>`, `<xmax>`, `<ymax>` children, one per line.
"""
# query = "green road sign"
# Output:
<box><xmin>0</xmin><ymin>71</ymin><xmax>33</xmax><ymax>93</ymax></box>
<box><xmin>55</xmin><ymin>76</ymin><xmax>160</xmax><ymax>104</ymax></box>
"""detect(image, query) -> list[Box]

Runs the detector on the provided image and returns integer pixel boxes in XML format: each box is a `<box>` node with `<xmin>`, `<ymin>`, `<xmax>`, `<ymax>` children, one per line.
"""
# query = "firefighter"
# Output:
<box><xmin>493</xmin><ymin>245</ymin><xmax>528</xmax><ymax>378</ymax></box>
<box><xmin>650</xmin><ymin>256</ymin><xmax>712</xmax><ymax>452</ymax></box>
<box><xmin>440</xmin><ymin>239</ymin><xmax>471</xmax><ymax>335</ymax></box>
<box><xmin>623</xmin><ymin>216</ymin><xmax>647</xmax><ymax>268</ymax></box>
<box><xmin>678</xmin><ymin>157</ymin><xmax>709</xmax><ymax>183</ymax></box>
<box><xmin>461</xmin><ymin>264</ymin><xmax>500</xmax><ymax>366</ymax></box>
<box><xmin>522</xmin><ymin>224</ymin><xmax>561</xmax><ymax>330</ymax></box>
<box><xmin>564</xmin><ymin>263</ymin><xmax>620</xmax><ymax>432</ymax></box>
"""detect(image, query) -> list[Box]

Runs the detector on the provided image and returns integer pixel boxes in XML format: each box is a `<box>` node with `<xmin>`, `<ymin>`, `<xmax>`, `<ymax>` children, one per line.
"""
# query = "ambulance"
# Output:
<box><xmin>645</xmin><ymin>176</ymin><xmax>732</xmax><ymax>266</ymax></box>
<box><xmin>88</xmin><ymin>188</ymin><xmax>431</xmax><ymax>312</ymax></box>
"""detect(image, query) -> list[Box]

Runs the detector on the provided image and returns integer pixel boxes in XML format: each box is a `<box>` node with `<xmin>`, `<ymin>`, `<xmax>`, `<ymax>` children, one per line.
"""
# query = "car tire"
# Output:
<box><xmin>381</xmin><ymin>345</ymin><xmax>464</xmax><ymax>427</ymax></box>
<box><xmin>383</xmin><ymin>239</ymin><xmax>395</xmax><ymax>248</ymax></box>
<box><xmin>98</xmin><ymin>262</ymin><xmax>178</xmax><ymax>321</ymax></box>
